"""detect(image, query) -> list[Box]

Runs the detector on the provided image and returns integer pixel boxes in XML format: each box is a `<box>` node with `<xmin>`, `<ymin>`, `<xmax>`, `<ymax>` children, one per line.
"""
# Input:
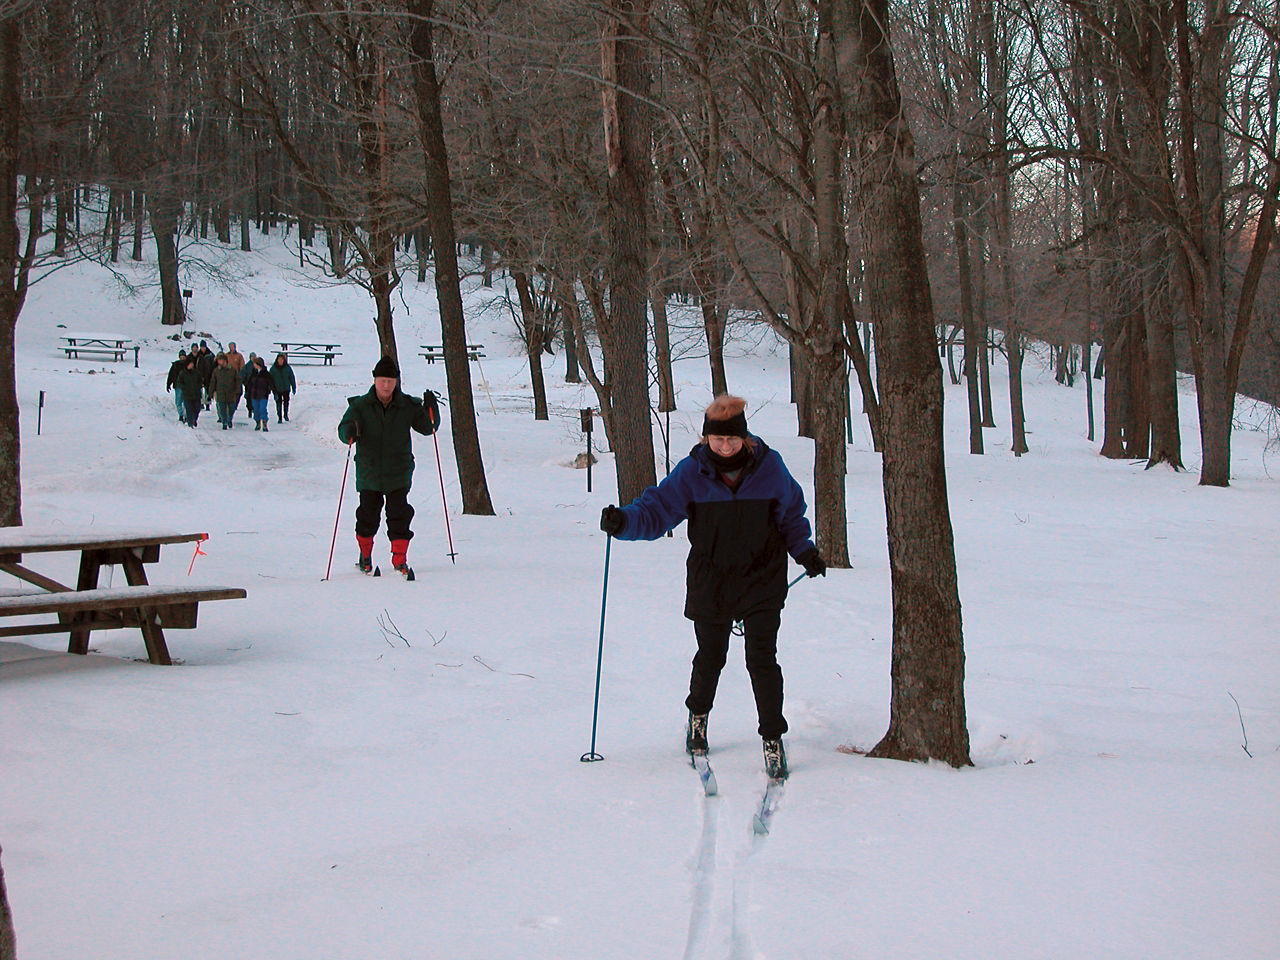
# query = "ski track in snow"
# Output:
<box><xmin>684</xmin><ymin>770</ymin><xmax>783</xmax><ymax>960</ymax></box>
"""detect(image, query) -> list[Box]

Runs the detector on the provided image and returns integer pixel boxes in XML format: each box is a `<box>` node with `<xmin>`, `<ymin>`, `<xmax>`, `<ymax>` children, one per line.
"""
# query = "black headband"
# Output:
<box><xmin>702</xmin><ymin>410</ymin><xmax>748</xmax><ymax>438</ymax></box>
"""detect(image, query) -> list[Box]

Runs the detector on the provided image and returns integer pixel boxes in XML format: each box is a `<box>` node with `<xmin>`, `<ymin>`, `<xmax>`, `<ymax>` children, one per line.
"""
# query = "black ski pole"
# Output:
<box><xmin>323</xmin><ymin>441</ymin><xmax>353</xmax><ymax>581</ymax></box>
<box><xmin>581</xmin><ymin>534</ymin><xmax>613</xmax><ymax>762</ymax></box>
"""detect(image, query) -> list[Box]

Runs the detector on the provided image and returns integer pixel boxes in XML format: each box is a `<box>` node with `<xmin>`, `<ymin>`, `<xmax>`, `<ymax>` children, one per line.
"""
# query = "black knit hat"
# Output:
<box><xmin>702</xmin><ymin>410</ymin><xmax>748</xmax><ymax>438</ymax></box>
<box><xmin>372</xmin><ymin>356</ymin><xmax>400</xmax><ymax>379</ymax></box>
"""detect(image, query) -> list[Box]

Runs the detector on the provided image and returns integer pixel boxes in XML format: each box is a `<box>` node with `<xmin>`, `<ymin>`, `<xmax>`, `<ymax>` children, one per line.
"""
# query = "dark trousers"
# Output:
<box><xmin>355</xmin><ymin>488</ymin><xmax>414</xmax><ymax>541</ymax></box>
<box><xmin>182</xmin><ymin>394</ymin><xmax>201</xmax><ymax>426</ymax></box>
<box><xmin>685</xmin><ymin>609</ymin><xmax>787</xmax><ymax>739</ymax></box>
<box><xmin>274</xmin><ymin>390</ymin><xmax>290</xmax><ymax>420</ymax></box>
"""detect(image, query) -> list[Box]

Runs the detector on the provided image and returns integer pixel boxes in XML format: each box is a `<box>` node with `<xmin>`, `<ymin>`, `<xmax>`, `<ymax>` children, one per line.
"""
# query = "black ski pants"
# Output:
<box><xmin>355</xmin><ymin>488</ymin><xmax>414</xmax><ymax>542</ymax></box>
<box><xmin>685</xmin><ymin>609</ymin><xmax>787</xmax><ymax>740</ymax></box>
<box><xmin>274</xmin><ymin>389</ymin><xmax>290</xmax><ymax>421</ymax></box>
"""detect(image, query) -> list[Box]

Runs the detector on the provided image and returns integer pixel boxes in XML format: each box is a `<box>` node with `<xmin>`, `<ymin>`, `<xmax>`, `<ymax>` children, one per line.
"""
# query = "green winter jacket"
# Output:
<box><xmin>336</xmin><ymin>387</ymin><xmax>440</xmax><ymax>492</ymax></box>
<box><xmin>209</xmin><ymin>364</ymin><xmax>243</xmax><ymax>403</ymax></box>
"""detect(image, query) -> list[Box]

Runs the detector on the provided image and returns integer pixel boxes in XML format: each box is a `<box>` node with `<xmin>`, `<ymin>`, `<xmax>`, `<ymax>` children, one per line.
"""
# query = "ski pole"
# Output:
<box><xmin>581</xmin><ymin>534</ymin><xmax>612</xmax><ymax>763</ymax></box>
<box><xmin>432</xmin><ymin>430</ymin><xmax>458</xmax><ymax>563</ymax></box>
<box><xmin>732</xmin><ymin>572</ymin><xmax>807</xmax><ymax>637</ymax></box>
<box><xmin>323</xmin><ymin>441</ymin><xmax>353</xmax><ymax>581</ymax></box>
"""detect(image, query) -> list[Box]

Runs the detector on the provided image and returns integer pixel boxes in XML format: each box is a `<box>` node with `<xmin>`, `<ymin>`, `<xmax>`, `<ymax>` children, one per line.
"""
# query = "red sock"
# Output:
<box><xmin>390</xmin><ymin>538</ymin><xmax>410</xmax><ymax>567</ymax></box>
<box><xmin>356</xmin><ymin>535</ymin><xmax>374</xmax><ymax>560</ymax></box>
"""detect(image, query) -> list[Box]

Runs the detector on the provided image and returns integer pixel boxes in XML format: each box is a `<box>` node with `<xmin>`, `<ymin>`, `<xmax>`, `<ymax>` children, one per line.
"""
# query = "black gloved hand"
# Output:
<box><xmin>423</xmin><ymin>389</ymin><xmax>441</xmax><ymax>427</ymax></box>
<box><xmin>600</xmin><ymin>505</ymin><xmax>625</xmax><ymax>536</ymax></box>
<box><xmin>797</xmin><ymin>546</ymin><xmax>827</xmax><ymax>578</ymax></box>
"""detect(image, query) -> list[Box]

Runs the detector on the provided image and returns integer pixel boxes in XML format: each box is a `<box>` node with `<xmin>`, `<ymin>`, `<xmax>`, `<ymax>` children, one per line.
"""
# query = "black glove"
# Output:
<box><xmin>347</xmin><ymin>422</ymin><xmax>361</xmax><ymax>443</ymax></box>
<box><xmin>600</xmin><ymin>505</ymin><xmax>625</xmax><ymax>536</ymax></box>
<box><xmin>797</xmin><ymin>547</ymin><xmax>826</xmax><ymax>578</ymax></box>
<box><xmin>423</xmin><ymin>389</ymin><xmax>441</xmax><ymax>427</ymax></box>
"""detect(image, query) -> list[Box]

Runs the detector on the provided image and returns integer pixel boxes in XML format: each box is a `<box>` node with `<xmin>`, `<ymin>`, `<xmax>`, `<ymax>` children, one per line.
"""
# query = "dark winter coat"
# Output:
<box><xmin>209</xmin><ymin>364</ymin><xmax>243</xmax><ymax>403</ymax></box>
<box><xmin>269</xmin><ymin>361</ymin><xmax>296</xmax><ymax>395</ymax></box>
<box><xmin>197</xmin><ymin>350</ymin><xmax>217</xmax><ymax>389</ymax></box>
<box><xmin>336</xmin><ymin>387</ymin><xmax>440</xmax><ymax>492</ymax></box>
<box><xmin>613</xmin><ymin>438</ymin><xmax>815</xmax><ymax>621</ymax></box>
<box><xmin>166</xmin><ymin>358</ymin><xmax>187</xmax><ymax>391</ymax></box>
<box><xmin>245</xmin><ymin>366</ymin><xmax>274</xmax><ymax>402</ymax></box>
<box><xmin>175</xmin><ymin>365</ymin><xmax>204</xmax><ymax>402</ymax></box>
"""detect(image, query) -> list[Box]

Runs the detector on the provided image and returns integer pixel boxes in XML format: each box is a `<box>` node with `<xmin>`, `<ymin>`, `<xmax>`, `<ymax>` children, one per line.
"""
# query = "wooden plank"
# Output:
<box><xmin>0</xmin><ymin>527</ymin><xmax>208</xmax><ymax>556</ymax></box>
<box><xmin>0</xmin><ymin>561</ymin><xmax>72</xmax><ymax>592</ymax></box>
<box><xmin>0</xmin><ymin>585</ymin><xmax>247</xmax><ymax>617</ymax></box>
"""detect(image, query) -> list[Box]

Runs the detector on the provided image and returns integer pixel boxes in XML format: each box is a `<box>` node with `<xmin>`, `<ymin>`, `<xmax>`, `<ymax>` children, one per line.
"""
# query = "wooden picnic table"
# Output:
<box><xmin>275</xmin><ymin>341</ymin><xmax>342</xmax><ymax>365</ymax></box>
<box><xmin>0</xmin><ymin>526</ymin><xmax>246</xmax><ymax>665</ymax></box>
<box><xmin>59</xmin><ymin>334</ymin><xmax>136</xmax><ymax>363</ymax></box>
<box><xmin>419</xmin><ymin>343</ymin><xmax>485</xmax><ymax>363</ymax></box>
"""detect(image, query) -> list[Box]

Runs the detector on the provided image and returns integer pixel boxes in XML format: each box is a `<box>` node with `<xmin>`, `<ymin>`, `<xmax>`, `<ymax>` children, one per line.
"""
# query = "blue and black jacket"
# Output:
<box><xmin>613</xmin><ymin>437</ymin><xmax>816</xmax><ymax>621</ymax></box>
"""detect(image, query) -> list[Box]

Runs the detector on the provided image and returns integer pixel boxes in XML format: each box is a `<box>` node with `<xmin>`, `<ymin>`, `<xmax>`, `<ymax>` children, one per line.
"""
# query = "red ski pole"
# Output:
<box><xmin>432</xmin><ymin>430</ymin><xmax>458</xmax><ymax>563</ymax></box>
<box><xmin>323</xmin><ymin>441</ymin><xmax>353</xmax><ymax>580</ymax></box>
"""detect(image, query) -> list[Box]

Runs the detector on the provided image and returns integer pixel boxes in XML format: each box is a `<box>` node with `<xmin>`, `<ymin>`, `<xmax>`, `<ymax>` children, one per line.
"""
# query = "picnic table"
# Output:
<box><xmin>0</xmin><ymin>526</ymin><xmax>246</xmax><ymax>665</ymax></box>
<box><xmin>59</xmin><ymin>334</ymin><xmax>136</xmax><ymax>364</ymax></box>
<box><xmin>420</xmin><ymin>343</ymin><xmax>485</xmax><ymax>363</ymax></box>
<box><xmin>275</xmin><ymin>341</ymin><xmax>342</xmax><ymax>365</ymax></box>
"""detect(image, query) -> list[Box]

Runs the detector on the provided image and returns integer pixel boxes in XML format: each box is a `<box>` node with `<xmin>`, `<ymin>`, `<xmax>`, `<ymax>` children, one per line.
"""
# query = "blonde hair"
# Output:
<box><xmin>704</xmin><ymin>394</ymin><xmax>747</xmax><ymax>420</ymax></box>
<box><xmin>700</xmin><ymin>394</ymin><xmax>757</xmax><ymax>449</ymax></box>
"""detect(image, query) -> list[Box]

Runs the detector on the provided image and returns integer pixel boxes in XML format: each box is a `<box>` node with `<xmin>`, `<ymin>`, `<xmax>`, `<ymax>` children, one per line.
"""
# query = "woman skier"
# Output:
<box><xmin>599</xmin><ymin>394</ymin><xmax>825</xmax><ymax>780</ymax></box>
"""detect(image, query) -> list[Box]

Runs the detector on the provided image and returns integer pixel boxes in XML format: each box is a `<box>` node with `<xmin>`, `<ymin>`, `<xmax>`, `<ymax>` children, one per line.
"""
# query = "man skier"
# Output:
<box><xmin>336</xmin><ymin>356</ymin><xmax>441</xmax><ymax>580</ymax></box>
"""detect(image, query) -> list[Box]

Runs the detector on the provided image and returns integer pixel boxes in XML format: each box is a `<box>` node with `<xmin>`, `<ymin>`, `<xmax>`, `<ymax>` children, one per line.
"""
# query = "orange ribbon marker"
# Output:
<box><xmin>187</xmin><ymin>534</ymin><xmax>209</xmax><ymax>576</ymax></box>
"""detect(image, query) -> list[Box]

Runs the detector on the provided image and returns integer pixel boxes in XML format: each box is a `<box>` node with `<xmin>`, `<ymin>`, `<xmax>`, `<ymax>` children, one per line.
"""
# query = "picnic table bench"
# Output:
<box><xmin>420</xmin><ymin>343</ymin><xmax>485</xmax><ymax>363</ymax></box>
<box><xmin>275</xmin><ymin>341</ymin><xmax>342</xmax><ymax>365</ymax></box>
<box><xmin>0</xmin><ymin>527</ymin><xmax>246</xmax><ymax>665</ymax></box>
<box><xmin>59</xmin><ymin>334</ymin><xmax>136</xmax><ymax>363</ymax></box>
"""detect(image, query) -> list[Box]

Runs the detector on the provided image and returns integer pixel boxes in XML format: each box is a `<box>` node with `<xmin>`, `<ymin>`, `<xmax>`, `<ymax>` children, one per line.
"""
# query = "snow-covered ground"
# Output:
<box><xmin>2</xmin><ymin>235</ymin><xmax>1278</xmax><ymax>959</ymax></box>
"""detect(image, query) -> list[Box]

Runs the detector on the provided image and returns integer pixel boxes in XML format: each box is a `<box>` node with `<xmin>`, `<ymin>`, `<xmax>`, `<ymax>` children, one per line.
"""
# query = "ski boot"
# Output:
<box><xmin>391</xmin><ymin>539</ymin><xmax>414</xmax><ymax>580</ymax></box>
<box><xmin>762</xmin><ymin>738</ymin><xmax>788</xmax><ymax>780</ymax></box>
<box><xmin>357</xmin><ymin>555</ymin><xmax>378</xmax><ymax>575</ymax></box>
<box><xmin>686</xmin><ymin>712</ymin><xmax>709</xmax><ymax>758</ymax></box>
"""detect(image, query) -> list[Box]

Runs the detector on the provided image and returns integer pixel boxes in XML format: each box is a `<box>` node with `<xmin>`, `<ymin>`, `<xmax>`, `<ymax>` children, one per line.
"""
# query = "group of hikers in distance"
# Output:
<box><xmin>337</xmin><ymin>353</ymin><xmax>825</xmax><ymax>780</ymax></box>
<box><xmin>165</xmin><ymin>339</ymin><xmax>297</xmax><ymax>431</ymax></box>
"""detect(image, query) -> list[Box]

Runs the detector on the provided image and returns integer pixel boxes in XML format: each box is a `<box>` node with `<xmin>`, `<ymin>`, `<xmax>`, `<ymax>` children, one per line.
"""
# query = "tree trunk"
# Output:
<box><xmin>836</xmin><ymin>0</ymin><xmax>970</xmax><ymax>767</ymax></box>
<box><xmin>0</xmin><ymin>14</ymin><xmax>20</xmax><ymax>527</ymax></box>
<box><xmin>514</xmin><ymin>270</ymin><xmax>549</xmax><ymax>420</ymax></box>
<box><xmin>0</xmin><ymin>844</ymin><xmax>15</xmax><ymax>960</ymax></box>
<box><xmin>150</xmin><ymin>198</ymin><xmax>186</xmax><ymax>326</ymax></box>
<box><xmin>954</xmin><ymin>176</ymin><xmax>983</xmax><ymax>454</ymax></box>
<box><xmin>558</xmin><ymin>273</ymin><xmax>581</xmax><ymax>383</ymax></box>
<box><xmin>651</xmin><ymin>279</ymin><xmax>676</xmax><ymax>413</ymax></box>
<box><xmin>600</xmin><ymin>1</ymin><xmax>657</xmax><ymax>504</ymax></box>
<box><xmin>407</xmin><ymin>0</ymin><xmax>495</xmax><ymax>515</ymax></box>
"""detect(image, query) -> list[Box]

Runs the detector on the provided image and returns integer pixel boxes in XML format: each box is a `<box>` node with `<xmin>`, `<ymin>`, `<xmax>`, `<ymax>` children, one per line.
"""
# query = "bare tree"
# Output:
<box><xmin>405</xmin><ymin>0</ymin><xmax>496</xmax><ymax>515</ymax></box>
<box><xmin>835</xmin><ymin>0</ymin><xmax>970</xmax><ymax>767</ymax></box>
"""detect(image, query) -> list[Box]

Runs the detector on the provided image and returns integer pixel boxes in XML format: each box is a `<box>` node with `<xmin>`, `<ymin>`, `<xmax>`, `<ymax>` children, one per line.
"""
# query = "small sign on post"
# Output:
<box><xmin>581</xmin><ymin>408</ymin><xmax>593</xmax><ymax>493</ymax></box>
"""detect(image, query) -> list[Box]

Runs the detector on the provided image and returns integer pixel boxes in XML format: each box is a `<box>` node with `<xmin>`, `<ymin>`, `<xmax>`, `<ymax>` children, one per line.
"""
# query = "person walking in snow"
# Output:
<box><xmin>175</xmin><ymin>354</ymin><xmax>205</xmax><ymax>428</ymax></box>
<box><xmin>209</xmin><ymin>352</ymin><xmax>243</xmax><ymax>430</ymax></box>
<box><xmin>225</xmin><ymin>341</ymin><xmax>245</xmax><ymax>374</ymax></box>
<box><xmin>598</xmin><ymin>394</ymin><xmax>826</xmax><ymax>780</ymax></box>
<box><xmin>269</xmin><ymin>352</ymin><xmax>297</xmax><ymax>423</ymax></box>
<box><xmin>166</xmin><ymin>349</ymin><xmax>189</xmax><ymax>423</ymax></box>
<box><xmin>240</xmin><ymin>352</ymin><xmax>258</xmax><ymax>419</ymax></box>
<box><xmin>336</xmin><ymin>356</ymin><xmax>441</xmax><ymax>579</ymax></box>
<box><xmin>196</xmin><ymin>341</ymin><xmax>216</xmax><ymax>411</ymax></box>
<box><xmin>244</xmin><ymin>354</ymin><xmax>275</xmax><ymax>431</ymax></box>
